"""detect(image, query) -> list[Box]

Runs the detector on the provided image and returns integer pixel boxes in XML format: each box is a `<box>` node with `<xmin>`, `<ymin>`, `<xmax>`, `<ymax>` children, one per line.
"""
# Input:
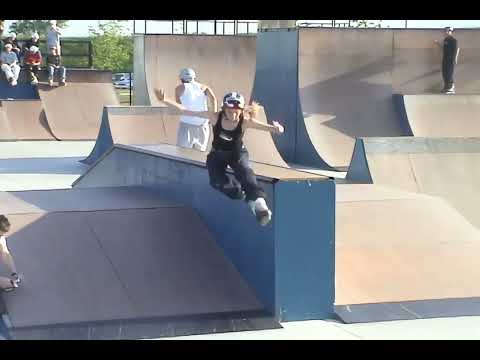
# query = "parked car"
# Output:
<box><xmin>112</xmin><ymin>73</ymin><xmax>134</xmax><ymax>89</ymax></box>
<box><xmin>114</xmin><ymin>78</ymin><xmax>134</xmax><ymax>89</ymax></box>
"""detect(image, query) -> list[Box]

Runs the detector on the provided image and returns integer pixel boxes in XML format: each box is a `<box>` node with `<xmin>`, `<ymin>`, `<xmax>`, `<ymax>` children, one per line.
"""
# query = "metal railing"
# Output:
<box><xmin>14</xmin><ymin>39</ymin><xmax>93</xmax><ymax>68</ymax></box>
<box><xmin>134</xmin><ymin>20</ymin><xmax>258</xmax><ymax>35</ymax></box>
<box><xmin>297</xmin><ymin>21</ymin><xmax>352</xmax><ymax>28</ymax></box>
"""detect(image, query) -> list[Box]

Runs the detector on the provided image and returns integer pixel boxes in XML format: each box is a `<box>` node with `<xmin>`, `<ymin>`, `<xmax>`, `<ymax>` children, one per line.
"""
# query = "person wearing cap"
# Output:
<box><xmin>154</xmin><ymin>88</ymin><xmax>284</xmax><ymax>226</ymax></box>
<box><xmin>434</xmin><ymin>27</ymin><xmax>460</xmax><ymax>93</ymax></box>
<box><xmin>0</xmin><ymin>43</ymin><xmax>20</xmax><ymax>86</ymax></box>
<box><xmin>174</xmin><ymin>68</ymin><xmax>218</xmax><ymax>151</ymax></box>
<box><xmin>21</xmin><ymin>32</ymin><xmax>41</xmax><ymax>65</ymax></box>
<box><xmin>23</xmin><ymin>32</ymin><xmax>41</xmax><ymax>54</ymax></box>
<box><xmin>46</xmin><ymin>46</ymin><xmax>66</xmax><ymax>86</ymax></box>
<box><xmin>24</xmin><ymin>45</ymin><xmax>42</xmax><ymax>85</ymax></box>
<box><xmin>47</xmin><ymin>20</ymin><xmax>62</xmax><ymax>55</ymax></box>
<box><xmin>4</xmin><ymin>33</ymin><xmax>20</xmax><ymax>57</ymax></box>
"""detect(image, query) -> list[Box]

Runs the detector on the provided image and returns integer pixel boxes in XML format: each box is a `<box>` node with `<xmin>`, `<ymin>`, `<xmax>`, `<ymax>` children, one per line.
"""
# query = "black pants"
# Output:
<box><xmin>206</xmin><ymin>148</ymin><xmax>266</xmax><ymax>202</ymax></box>
<box><xmin>24</xmin><ymin>64</ymin><xmax>40</xmax><ymax>81</ymax></box>
<box><xmin>442</xmin><ymin>59</ymin><xmax>455</xmax><ymax>90</ymax></box>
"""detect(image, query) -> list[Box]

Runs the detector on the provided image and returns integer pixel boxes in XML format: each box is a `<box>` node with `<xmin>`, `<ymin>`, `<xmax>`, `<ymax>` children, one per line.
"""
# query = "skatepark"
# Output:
<box><xmin>1</xmin><ymin>23</ymin><xmax>480</xmax><ymax>340</ymax></box>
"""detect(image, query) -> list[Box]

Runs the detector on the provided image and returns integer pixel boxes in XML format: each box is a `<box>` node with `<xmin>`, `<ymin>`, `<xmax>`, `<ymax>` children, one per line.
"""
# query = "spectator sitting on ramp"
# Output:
<box><xmin>434</xmin><ymin>26</ymin><xmax>460</xmax><ymax>94</ymax></box>
<box><xmin>22</xmin><ymin>32</ymin><xmax>40</xmax><ymax>62</ymax></box>
<box><xmin>155</xmin><ymin>88</ymin><xmax>284</xmax><ymax>226</ymax></box>
<box><xmin>24</xmin><ymin>46</ymin><xmax>42</xmax><ymax>85</ymax></box>
<box><xmin>0</xmin><ymin>216</ymin><xmax>22</xmax><ymax>292</ymax></box>
<box><xmin>46</xmin><ymin>46</ymin><xmax>66</xmax><ymax>87</ymax></box>
<box><xmin>4</xmin><ymin>33</ymin><xmax>21</xmax><ymax>57</ymax></box>
<box><xmin>0</xmin><ymin>43</ymin><xmax>20</xmax><ymax>86</ymax></box>
<box><xmin>174</xmin><ymin>68</ymin><xmax>218</xmax><ymax>152</ymax></box>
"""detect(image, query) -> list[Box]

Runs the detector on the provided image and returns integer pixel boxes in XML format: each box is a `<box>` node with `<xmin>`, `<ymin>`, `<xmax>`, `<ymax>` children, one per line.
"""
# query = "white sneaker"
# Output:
<box><xmin>248</xmin><ymin>197</ymin><xmax>272</xmax><ymax>226</ymax></box>
<box><xmin>11</xmin><ymin>79</ymin><xmax>17</xmax><ymax>86</ymax></box>
<box><xmin>31</xmin><ymin>79</ymin><xmax>38</xmax><ymax>85</ymax></box>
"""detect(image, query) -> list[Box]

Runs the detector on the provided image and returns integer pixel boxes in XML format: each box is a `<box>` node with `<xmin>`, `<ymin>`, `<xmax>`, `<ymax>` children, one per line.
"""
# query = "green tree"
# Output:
<box><xmin>8</xmin><ymin>20</ymin><xmax>70</xmax><ymax>37</ymax></box>
<box><xmin>89</xmin><ymin>21</ymin><xmax>133</xmax><ymax>73</ymax></box>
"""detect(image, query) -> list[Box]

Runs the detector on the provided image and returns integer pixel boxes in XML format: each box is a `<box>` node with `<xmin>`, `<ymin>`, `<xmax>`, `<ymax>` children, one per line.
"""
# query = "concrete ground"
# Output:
<box><xmin>2</xmin><ymin>140</ymin><xmax>480</xmax><ymax>340</ymax></box>
<box><xmin>159</xmin><ymin>316</ymin><xmax>480</xmax><ymax>340</ymax></box>
<box><xmin>0</xmin><ymin>141</ymin><xmax>93</xmax><ymax>191</ymax></box>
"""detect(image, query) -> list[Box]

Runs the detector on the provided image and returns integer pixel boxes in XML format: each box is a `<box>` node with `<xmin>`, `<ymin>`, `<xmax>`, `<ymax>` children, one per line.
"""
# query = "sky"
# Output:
<box><xmin>3</xmin><ymin>20</ymin><xmax>480</xmax><ymax>37</ymax></box>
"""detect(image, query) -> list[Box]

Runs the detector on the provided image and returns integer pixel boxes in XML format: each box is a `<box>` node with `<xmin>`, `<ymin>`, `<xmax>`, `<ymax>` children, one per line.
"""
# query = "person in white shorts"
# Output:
<box><xmin>174</xmin><ymin>68</ymin><xmax>218</xmax><ymax>151</ymax></box>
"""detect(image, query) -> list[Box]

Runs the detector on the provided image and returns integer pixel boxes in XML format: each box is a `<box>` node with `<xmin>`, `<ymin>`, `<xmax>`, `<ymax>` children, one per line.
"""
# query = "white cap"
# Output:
<box><xmin>29</xmin><ymin>46</ymin><xmax>39</xmax><ymax>53</ymax></box>
<box><xmin>179</xmin><ymin>68</ymin><xmax>196</xmax><ymax>82</ymax></box>
<box><xmin>31</xmin><ymin>32</ymin><xmax>39</xmax><ymax>39</ymax></box>
<box><xmin>4</xmin><ymin>43</ymin><xmax>12</xmax><ymax>49</ymax></box>
<box><xmin>49</xmin><ymin>20</ymin><xmax>57</xmax><ymax>26</ymax></box>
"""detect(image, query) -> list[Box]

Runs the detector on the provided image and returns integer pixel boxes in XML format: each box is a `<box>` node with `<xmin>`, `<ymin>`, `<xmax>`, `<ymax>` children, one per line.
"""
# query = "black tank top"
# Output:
<box><xmin>212</xmin><ymin>111</ymin><xmax>244</xmax><ymax>153</ymax></box>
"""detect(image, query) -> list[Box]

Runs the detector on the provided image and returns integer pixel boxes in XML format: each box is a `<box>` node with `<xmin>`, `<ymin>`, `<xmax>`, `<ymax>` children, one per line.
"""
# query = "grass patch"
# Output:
<box><xmin>115</xmin><ymin>89</ymin><xmax>133</xmax><ymax>105</ymax></box>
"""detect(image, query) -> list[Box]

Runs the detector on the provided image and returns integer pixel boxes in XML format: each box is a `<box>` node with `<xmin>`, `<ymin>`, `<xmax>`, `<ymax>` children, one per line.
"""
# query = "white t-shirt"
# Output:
<box><xmin>179</xmin><ymin>81</ymin><xmax>208</xmax><ymax>126</ymax></box>
<box><xmin>0</xmin><ymin>235</ymin><xmax>7</xmax><ymax>250</ymax></box>
<box><xmin>47</xmin><ymin>27</ymin><xmax>61</xmax><ymax>48</ymax></box>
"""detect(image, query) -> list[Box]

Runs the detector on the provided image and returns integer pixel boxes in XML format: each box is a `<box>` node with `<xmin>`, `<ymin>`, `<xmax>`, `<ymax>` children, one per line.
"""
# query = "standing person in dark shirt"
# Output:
<box><xmin>434</xmin><ymin>27</ymin><xmax>460</xmax><ymax>94</ymax></box>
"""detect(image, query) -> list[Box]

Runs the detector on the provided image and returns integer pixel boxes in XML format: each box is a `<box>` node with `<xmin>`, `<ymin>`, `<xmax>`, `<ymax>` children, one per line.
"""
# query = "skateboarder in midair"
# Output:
<box><xmin>434</xmin><ymin>26</ymin><xmax>460</xmax><ymax>94</ymax></box>
<box><xmin>0</xmin><ymin>216</ymin><xmax>21</xmax><ymax>292</ymax></box>
<box><xmin>155</xmin><ymin>88</ymin><xmax>284</xmax><ymax>226</ymax></box>
<box><xmin>174</xmin><ymin>68</ymin><xmax>218</xmax><ymax>152</ymax></box>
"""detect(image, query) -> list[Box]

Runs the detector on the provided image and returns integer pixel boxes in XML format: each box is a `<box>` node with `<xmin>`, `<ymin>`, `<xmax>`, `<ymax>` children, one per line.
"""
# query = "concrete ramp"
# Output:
<box><xmin>253</xmin><ymin>28</ymin><xmax>480</xmax><ymax>170</ymax></box>
<box><xmin>73</xmin><ymin>144</ymin><xmax>336</xmax><ymax>322</ymax></box>
<box><xmin>142</xmin><ymin>35</ymin><xmax>256</xmax><ymax>106</ymax></box>
<box><xmin>0</xmin><ymin>100</ymin><xmax>55</xmax><ymax>141</ymax></box>
<box><xmin>0</xmin><ymin>187</ymin><xmax>276</xmax><ymax>339</ymax></box>
<box><xmin>335</xmin><ymin>184</ymin><xmax>480</xmax><ymax>322</ymax></box>
<box><xmin>37</xmin><ymin>70</ymin><xmax>119</xmax><ymax>140</ymax></box>
<box><xmin>297</xmin><ymin>29</ymin><xmax>410</xmax><ymax>169</ymax></box>
<box><xmin>347</xmin><ymin>137</ymin><xmax>480</xmax><ymax>230</ymax></box>
<box><xmin>396</xmin><ymin>94</ymin><xmax>480</xmax><ymax>137</ymax></box>
<box><xmin>82</xmin><ymin>104</ymin><xmax>291</xmax><ymax>169</ymax></box>
<box><xmin>0</xmin><ymin>83</ymin><xmax>39</xmax><ymax>100</ymax></box>
<box><xmin>81</xmin><ymin>106</ymin><xmax>179</xmax><ymax>165</ymax></box>
<box><xmin>252</xmin><ymin>28</ymin><xmax>410</xmax><ymax>170</ymax></box>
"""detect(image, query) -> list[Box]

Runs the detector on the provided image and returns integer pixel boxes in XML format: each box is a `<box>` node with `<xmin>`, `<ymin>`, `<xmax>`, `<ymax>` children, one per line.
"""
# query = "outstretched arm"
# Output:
<box><xmin>154</xmin><ymin>88</ymin><xmax>217</xmax><ymax>122</ymax></box>
<box><xmin>175</xmin><ymin>85</ymin><xmax>183</xmax><ymax>104</ymax></box>
<box><xmin>245</xmin><ymin>117</ymin><xmax>284</xmax><ymax>134</ymax></box>
<box><xmin>204</xmin><ymin>86</ymin><xmax>218</xmax><ymax>112</ymax></box>
<box><xmin>0</xmin><ymin>237</ymin><xmax>17</xmax><ymax>276</ymax></box>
